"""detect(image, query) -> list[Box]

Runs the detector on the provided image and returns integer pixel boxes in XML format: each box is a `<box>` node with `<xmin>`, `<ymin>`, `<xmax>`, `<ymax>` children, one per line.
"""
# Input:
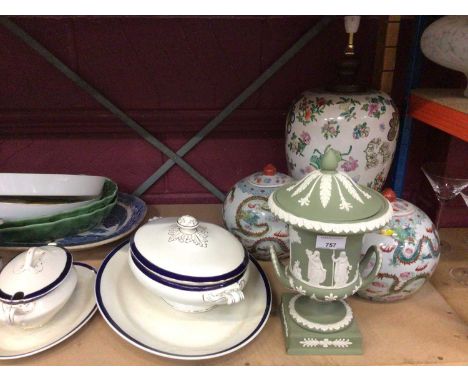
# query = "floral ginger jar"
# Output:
<box><xmin>359</xmin><ymin>190</ymin><xmax>441</xmax><ymax>302</ymax></box>
<box><xmin>285</xmin><ymin>90</ymin><xmax>399</xmax><ymax>190</ymax></box>
<box><xmin>223</xmin><ymin>164</ymin><xmax>293</xmax><ymax>260</ymax></box>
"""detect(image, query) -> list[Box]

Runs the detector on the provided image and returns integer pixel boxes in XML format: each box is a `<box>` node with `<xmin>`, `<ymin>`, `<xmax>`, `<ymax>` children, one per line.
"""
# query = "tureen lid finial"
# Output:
<box><xmin>177</xmin><ymin>215</ymin><xmax>199</xmax><ymax>230</ymax></box>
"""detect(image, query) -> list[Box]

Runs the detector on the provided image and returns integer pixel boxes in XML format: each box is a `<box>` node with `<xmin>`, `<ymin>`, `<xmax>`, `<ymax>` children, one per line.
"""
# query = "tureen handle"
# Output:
<box><xmin>8</xmin><ymin>304</ymin><xmax>17</xmax><ymax>325</ymax></box>
<box><xmin>203</xmin><ymin>289</ymin><xmax>245</xmax><ymax>306</ymax></box>
<box><xmin>358</xmin><ymin>245</ymin><xmax>383</xmax><ymax>289</ymax></box>
<box><xmin>23</xmin><ymin>247</ymin><xmax>41</xmax><ymax>272</ymax></box>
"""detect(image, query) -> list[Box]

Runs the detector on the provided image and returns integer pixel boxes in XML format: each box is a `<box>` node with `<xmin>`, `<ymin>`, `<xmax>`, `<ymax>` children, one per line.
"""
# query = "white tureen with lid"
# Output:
<box><xmin>0</xmin><ymin>246</ymin><xmax>77</xmax><ymax>328</ymax></box>
<box><xmin>129</xmin><ymin>215</ymin><xmax>250</xmax><ymax>312</ymax></box>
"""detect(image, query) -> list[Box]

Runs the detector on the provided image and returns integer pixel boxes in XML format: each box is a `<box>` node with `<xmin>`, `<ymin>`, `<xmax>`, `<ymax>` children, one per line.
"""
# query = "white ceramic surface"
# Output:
<box><xmin>0</xmin><ymin>270</ymin><xmax>77</xmax><ymax>329</ymax></box>
<box><xmin>129</xmin><ymin>253</ymin><xmax>249</xmax><ymax>313</ymax></box>
<box><xmin>0</xmin><ymin>263</ymin><xmax>97</xmax><ymax>360</ymax></box>
<box><xmin>0</xmin><ymin>246</ymin><xmax>77</xmax><ymax>328</ymax></box>
<box><xmin>285</xmin><ymin>90</ymin><xmax>399</xmax><ymax>191</ymax></box>
<box><xmin>223</xmin><ymin>164</ymin><xmax>292</xmax><ymax>260</ymax></box>
<box><xmin>96</xmin><ymin>242</ymin><xmax>271</xmax><ymax>360</ymax></box>
<box><xmin>359</xmin><ymin>198</ymin><xmax>440</xmax><ymax>302</ymax></box>
<box><xmin>132</xmin><ymin>216</ymin><xmax>246</xmax><ymax>279</ymax></box>
<box><xmin>0</xmin><ymin>199</ymin><xmax>95</xmax><ymax>223</ymax></box>
<box><xmin>0</xmin><ymin>246</ymin><xmax>70</xmax><ymax>298</ymax></box>
<box><xmin>421</xmin><ymin>16</ymin><xmax>468</xmax><ymax>97</ymax></box>
<box><xmin>0</xmin><ymin>173</ymin><xmax>106</xmax><ymax>198</ymax></box>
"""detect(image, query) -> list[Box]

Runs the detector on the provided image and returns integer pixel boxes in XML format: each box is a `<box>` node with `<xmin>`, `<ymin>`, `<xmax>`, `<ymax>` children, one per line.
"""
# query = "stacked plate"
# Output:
<box><xmin>0</xmin><ymin>174</ymin><xmax>141</xmax><ymax>247</ymax></box>
<box><xmin>96</xmin><ymin>215</ymin><xmax>272</xmax><ymax>360</ymax></box>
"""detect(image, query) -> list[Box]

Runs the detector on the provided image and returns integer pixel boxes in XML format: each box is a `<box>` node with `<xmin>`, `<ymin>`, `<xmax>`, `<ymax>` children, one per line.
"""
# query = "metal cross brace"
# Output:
<box><xmin>133</xmin><ymin>16</ymin><xmax>333</xmax><ymax>196</ymax></box>
<box><xmin>0</xmin><ymin>16</ymin><xmax>226</xmax><ymax>201</ymax></box>
<box><xmin>1</xmin><ymin>16</ymin><xmax>332</xmax><ymax>201</ymax></box>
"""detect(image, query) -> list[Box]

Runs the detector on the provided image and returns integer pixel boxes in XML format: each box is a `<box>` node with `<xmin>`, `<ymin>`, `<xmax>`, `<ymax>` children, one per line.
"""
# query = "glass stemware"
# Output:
<box><xmin>421</xmin><ymin>162</ymin><xmax>468</xmax><ymax>230</ymax></box>
<box><xmin>421</xmin><ymin>162</ymin><xmax>468</xmax><ymax>285</ymax></box>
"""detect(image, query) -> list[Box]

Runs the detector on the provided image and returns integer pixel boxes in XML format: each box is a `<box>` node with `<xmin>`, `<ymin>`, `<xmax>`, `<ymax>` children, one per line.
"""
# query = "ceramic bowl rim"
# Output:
<box><xmin>0</xmin><ymin>246</ymin><xmax>73</xmax><ymax>304</ymax></box>
<box><xmin>129</xmin><ymin>239</ymin><xmax>249</xmax><ymax>284</ymax></box>
<box><xmin>130</xmin><ymin>253</ymin><xmax>246</xmax><ymax>292</ymax></box>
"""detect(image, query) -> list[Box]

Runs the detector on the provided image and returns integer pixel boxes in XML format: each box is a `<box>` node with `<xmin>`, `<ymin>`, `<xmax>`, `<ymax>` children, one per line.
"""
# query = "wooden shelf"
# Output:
<box><xmin>409</xmin><ymin>88</ymin><xmax>468</xmax><ymax>142</ymax></box>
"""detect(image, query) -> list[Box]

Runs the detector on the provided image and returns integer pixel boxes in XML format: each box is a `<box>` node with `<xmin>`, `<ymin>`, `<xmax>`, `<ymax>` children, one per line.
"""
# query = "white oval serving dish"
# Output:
<box><xmin>0</xmin><ymin>173</ymin><xmax>106</xmax><ymax>198</ymax></box>
<box><xmin>0</xmin><ymin>246</ymin><xmax>77</xmax><ymax>328</ymax></box>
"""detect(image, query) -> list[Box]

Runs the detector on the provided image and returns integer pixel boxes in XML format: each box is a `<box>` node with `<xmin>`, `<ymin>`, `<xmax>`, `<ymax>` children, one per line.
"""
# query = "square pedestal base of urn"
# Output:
<box><xmin>280</xmin><ymin>294</ymin><xmax>363</xmax><ymax>355</ymax></box>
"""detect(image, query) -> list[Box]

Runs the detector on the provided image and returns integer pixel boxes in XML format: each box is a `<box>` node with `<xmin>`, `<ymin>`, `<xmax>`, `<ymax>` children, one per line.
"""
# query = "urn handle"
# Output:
<box><xmin>270</xmin><ymin>246</ymin><xmax>292</xmax><ymax>290</ymax></box>
<box><xmin>358</xmin><ymin>245</ymin><xmax>382</xmax><ymax>289</ymax></box>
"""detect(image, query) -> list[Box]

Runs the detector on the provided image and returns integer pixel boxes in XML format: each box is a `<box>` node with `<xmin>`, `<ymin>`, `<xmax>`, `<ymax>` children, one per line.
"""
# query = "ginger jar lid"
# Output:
<box><xmin>269</xmin><ymin>148</ymin><xmax>392</xmax><ymax>234</ymax></box>
<box><xmin>246</xmin><ymin>164</ymin><xmax>292</xmax><ymax>188</ymax></box>
<box><xmin>0</xmin><ymin>246</ymin><xmax>73</xmax><ymax>303</ymax></box>
<box><xmin>131</xmin><ymin>215</ymin><xmax>248</xmax><ymax>283</ymax></box>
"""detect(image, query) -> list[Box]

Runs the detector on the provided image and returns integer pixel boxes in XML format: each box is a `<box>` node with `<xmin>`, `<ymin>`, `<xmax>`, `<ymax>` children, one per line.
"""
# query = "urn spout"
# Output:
<box><xmin>270</xmin><ymin>246</ymin><xmax>291</xmax><ymax>289</ymax></box>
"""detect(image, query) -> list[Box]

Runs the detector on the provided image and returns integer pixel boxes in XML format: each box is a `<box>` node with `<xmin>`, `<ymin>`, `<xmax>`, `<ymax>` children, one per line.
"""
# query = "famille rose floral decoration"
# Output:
<box><xmin>285</xmin><ymin>17</ymin><xmax>399</xmax><ymax>191</ymax></box>
<box><xmin>268</xmin><ymin>148</ymin><xmax>392</xmax><ymax>354</ymax></box>
<box><xmin>223</xmin><ymin>164</ymin><xmax>293</xmax><ymax>260</ymax></box>
<box><xmin>286</xmin><ymin>91</ymin><xmax>399</xmax><ymax>190</ymax></box>
<box><xmin>359</xmin><ymin>189</ymin><xmax>440</xmax><ymax>302</ymax></box>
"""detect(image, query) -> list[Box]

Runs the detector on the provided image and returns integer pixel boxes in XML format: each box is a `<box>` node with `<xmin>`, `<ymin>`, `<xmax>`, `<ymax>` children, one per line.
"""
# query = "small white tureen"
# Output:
<box><xmin>0</xmin><ymin>246</ymin><xmax>77</xmax><ymax>328</ymax></box>
<box><xmin>129</xmin><ymin>215</ymin><xmax>249</xmax><ymax>313</ymax></box>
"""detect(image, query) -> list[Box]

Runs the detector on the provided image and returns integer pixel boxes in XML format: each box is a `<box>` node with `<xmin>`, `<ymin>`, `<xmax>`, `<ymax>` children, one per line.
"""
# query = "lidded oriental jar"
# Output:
<box><xmin>268</xmin><ymin>147</ymin><xmax>392</xmax><ymax>354</ymax></box>
<box><xmin>223</xmin><ymin>164</ymin><xmax>293</xmax><ymax>260</ymax></box>
<box><xmin>359</xmin><ymin>190</ymin><xmax>441</xmax><ymax>302</ymax></box>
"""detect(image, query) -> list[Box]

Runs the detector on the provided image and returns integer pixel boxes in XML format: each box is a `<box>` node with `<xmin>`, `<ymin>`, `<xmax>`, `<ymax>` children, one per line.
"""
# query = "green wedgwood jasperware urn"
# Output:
<box><xmin>268</xmin><ymin>147</ymin><xmax>392</xmax><ymax>354</ymax></box>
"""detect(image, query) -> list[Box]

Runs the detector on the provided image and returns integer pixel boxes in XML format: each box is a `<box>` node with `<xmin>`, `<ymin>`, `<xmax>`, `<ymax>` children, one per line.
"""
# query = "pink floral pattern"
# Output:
<box><xmin>340</xmin><ymin>156</ymin><xmax>359</xmax><ymax>172</ymax></box>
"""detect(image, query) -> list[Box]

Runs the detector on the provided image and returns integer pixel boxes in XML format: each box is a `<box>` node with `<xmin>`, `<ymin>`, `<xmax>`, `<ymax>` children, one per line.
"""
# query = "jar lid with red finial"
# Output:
<box><xmin>222</xmin><ymin>164</ymin><xmax>293</xmax><ymax>261</ymax></box>
<box><xmin>246</xmin><ymin>164</ymin><xmax>292</xmax><ymax>189</ymax></box>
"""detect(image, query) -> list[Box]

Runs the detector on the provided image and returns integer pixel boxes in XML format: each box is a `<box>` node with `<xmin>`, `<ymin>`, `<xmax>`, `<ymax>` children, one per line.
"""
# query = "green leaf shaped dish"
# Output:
<box><xmin>0</xmin><ymin>195</ymin><xmax>117</xmax><ymax>243</ymax></box>
<box><xmin>0</xmin><ymin>179</ymin><xmax>117</xmax><ymax>229</ymax></box>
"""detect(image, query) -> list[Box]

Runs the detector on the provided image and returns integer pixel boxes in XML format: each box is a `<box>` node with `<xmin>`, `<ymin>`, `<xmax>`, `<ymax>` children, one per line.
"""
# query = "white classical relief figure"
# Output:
<box><xmin>333</xmin><ymin>251</ymin><xmax>352</xmax><ymax>287</ymax></box>
<box><xmin>292</xmin><ymin>260</ymin><xmax>302</xmax><ymax>280</ymax></box>
<box><xmin>306</xmin><ymin>249</ymin><xmax>327</xmax><ymax>286</ymax></box>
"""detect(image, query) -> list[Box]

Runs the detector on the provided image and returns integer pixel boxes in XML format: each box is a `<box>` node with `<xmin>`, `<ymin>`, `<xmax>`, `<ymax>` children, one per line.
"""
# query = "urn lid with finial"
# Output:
<box><xmin>268</xmin><ymin>147</ymin><xmax>392</xmax><ymax>234</ymax></box>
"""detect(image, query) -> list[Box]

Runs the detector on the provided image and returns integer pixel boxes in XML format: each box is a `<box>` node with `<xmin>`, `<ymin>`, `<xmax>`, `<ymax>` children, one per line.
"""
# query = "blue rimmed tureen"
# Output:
<box><xmin>129</xmin><ymin>215</ymin><xmax>250</xmax><ymax>313</ymax></box>
<box><xmin>0</xmin><ymin>246</ymin><xmax>77</xmax><ymax>328</ymax></box>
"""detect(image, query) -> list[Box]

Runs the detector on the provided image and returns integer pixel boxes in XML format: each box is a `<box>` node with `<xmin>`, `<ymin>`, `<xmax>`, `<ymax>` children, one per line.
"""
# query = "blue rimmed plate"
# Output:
<box><xmin>0</xmin><ymin>193</ymin><xmax>147</xmax><ymax>251</ymax></box>
<box><xmin>0</xmin><ymin>262</ymin><xmax>97</xmax><ymax>360</ymax></box>
<box><xmin>96</xmin><ymin>241</ymin><xmax>272</xmax><ymax>360</ymax></box>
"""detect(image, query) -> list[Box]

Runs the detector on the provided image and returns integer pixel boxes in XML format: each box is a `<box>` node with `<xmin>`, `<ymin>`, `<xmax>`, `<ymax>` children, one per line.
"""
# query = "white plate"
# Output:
<box><xmin>0</xmin><ymin>263</ymin><xmax>97</xmax><ymax>360</ymax></box>
<box><xmin>96</xmin><ymin>241</ymin><xmax>271</xmax><ymax>360</ymax></box>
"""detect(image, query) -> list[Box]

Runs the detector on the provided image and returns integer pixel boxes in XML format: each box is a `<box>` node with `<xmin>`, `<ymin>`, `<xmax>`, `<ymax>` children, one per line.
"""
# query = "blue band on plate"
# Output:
<box><xmin>95</xmin><ymin>239</ymin><xmax>272</xmax><ymax>359</ymax></box>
